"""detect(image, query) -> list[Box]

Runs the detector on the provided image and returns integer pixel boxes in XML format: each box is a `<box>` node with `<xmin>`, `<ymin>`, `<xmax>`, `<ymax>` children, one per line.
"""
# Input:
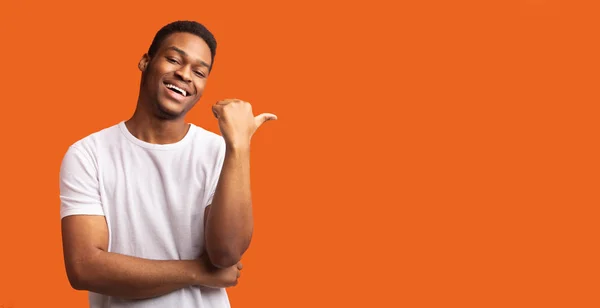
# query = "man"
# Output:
<box><xmin>59</xmin><ymin>20</ymin><xmax>276</xmax><ymax>307</ymax></box>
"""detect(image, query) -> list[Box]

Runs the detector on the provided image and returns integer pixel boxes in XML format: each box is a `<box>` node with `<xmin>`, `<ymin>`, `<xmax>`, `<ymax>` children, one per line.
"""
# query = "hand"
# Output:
<box><xmin>212</xmin><ymin>99</ymin><xmax>277</xmax><ymax>148</ymax></box>
<box><xmin>194</xmin><ymin>253</ymin><xmax>243</xmax><ymax>288</ymax></box>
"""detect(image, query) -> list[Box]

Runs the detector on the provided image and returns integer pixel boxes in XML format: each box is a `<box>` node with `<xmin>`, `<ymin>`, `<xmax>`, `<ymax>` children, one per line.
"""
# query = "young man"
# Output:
<box><xmin>59</xmin><ymin>20</ymin><xmax>276</xmax><ymax>307</ymax></box>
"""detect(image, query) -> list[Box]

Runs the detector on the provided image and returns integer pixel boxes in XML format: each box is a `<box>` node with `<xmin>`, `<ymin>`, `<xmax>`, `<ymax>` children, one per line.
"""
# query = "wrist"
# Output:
<box><xmin>186</xmin><ymin>260</ymin><xmax>205</xmax><ymax>286</ymax></box>
<box><xmin>225</xmin><ymin>140</ymin><xmax>251</xmax><ymax>153</ymax></box>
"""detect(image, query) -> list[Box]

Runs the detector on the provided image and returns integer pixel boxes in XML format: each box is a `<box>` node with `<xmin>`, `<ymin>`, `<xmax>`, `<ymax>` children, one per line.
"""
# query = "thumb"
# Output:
<box><xmin>255</xmin><ymin>113</ymin><xmax>278</xmax><ymax>127</ymax></box>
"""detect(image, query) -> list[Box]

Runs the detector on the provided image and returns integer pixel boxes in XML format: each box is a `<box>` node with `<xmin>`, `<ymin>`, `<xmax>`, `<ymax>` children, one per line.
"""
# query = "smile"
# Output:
<box><xmin>165</xmin><ymin>83</ymin><xmax>189</xmax><ymax>97</ymax></box>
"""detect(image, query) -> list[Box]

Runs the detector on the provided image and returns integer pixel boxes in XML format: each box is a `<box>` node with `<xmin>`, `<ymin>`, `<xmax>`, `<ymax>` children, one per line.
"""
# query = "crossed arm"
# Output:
<box><xmin>61</xmin><ymin>215</ymin><xmax>205</xmax><ymax>300</ymax></box>
<box><xmin>60</xmin><ymin>144</ymin><xmax>253</xmax><ymax>299</ymax></box>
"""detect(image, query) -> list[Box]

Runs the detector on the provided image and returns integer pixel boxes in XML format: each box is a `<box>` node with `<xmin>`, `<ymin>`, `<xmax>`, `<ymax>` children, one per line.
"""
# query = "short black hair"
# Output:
<box><xmin>147</xmin><ymin>20</ymin><xmax>217</xmax><ymax>71</ymax></box>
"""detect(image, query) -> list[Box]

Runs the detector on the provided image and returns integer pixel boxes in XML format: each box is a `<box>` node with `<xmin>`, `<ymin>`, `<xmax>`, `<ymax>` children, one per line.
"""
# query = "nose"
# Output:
<box><xmin>175</xmin><ymin>65</ymin><xmax>193</xmax><ymax>83</ymax></box>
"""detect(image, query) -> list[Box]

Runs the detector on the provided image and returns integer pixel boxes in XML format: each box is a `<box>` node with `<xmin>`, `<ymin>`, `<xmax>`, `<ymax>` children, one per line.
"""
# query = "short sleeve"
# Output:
<box><xmin>59</xmin><ymin>145</ymin><xmax>105</xmax><ymax>219</ymax></box>
<box><xmin>205</xmin><ymin>137</ymin><xmax>226</xmax><ymax>208</ymax></box>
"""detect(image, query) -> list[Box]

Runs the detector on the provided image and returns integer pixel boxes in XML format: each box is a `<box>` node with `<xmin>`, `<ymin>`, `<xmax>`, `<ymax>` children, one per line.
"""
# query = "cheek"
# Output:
<box><xmin>194</xmin><ymin>81</ymin><xmax>207</xmax><ymax>95</ymax></box>
<box><xmin>147</xmin><ymin>64</ymin><xmax>166</xmax><ymax>81</ymax></box>
<box><xmin>144</xmin><ymin>77</ymin><xmax>160</xmax><ymax>94</ymax></box>
<box><xmin>145</xmin><ymin>71</ymin><xmax>163</xmax><ymax>91</ymax></box>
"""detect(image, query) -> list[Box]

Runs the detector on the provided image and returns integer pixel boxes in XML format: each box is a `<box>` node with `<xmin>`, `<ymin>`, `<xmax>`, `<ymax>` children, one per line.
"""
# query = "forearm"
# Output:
<box><xmin>205</xmin><ymin>145</ymin><xmax>253</xmax><ymax>267</ymax></box>
<box><xmin>71</xmin><ymin>250</ymin><xmax>197</xmax><ymax>300</ymax></box>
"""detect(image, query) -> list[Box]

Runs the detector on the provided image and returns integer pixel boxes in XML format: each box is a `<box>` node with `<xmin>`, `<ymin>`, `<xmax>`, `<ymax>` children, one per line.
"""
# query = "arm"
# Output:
<box><xmin>61</xmin><ymin>215</ymin><xmax>201</xmax><ymax>299</ymax></box>
<box><xmin>204</xmin><ymin>99</ymin><xmax>277</xmax><ymax>268</ymax></box>
<box><xmin>204</xmin><ymin>145</ymin><xmax>253</xmax><ymax>268</ymax></box>
<box><xmin>59</xmin><ymin>146</ymin><xmax>240</xmax><ymax>299</ymax></box>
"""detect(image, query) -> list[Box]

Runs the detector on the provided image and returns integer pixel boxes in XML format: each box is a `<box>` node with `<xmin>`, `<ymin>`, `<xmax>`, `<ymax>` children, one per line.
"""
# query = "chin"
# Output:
<box><xmin>155</xmin><ymin>100</ymin><xmax>187</xmax><ymax>120</ymax></box>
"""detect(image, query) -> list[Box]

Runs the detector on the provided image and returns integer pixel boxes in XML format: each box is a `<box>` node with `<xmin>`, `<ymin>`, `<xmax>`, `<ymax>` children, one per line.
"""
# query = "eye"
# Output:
<box><xmin>194</xmin><ymin>71</ymin><xmax>206</xmax><ymax>78</ymax></box>
<box><xmin>166</xmin><ymin>57</ymin><xmax>180</xmax><ymax>64</ymax></box>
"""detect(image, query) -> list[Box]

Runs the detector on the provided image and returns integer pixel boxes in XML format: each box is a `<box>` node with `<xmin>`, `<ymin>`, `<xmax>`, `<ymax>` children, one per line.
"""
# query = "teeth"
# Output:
<box><xmin>166</xmin><ymin>84</ymin><xmax>187</xmax><ymax>96</ymax></box>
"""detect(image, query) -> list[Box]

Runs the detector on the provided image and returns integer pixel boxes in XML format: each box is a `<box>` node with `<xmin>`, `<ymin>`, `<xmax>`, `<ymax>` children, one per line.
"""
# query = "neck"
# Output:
<box><xmin>125</xmin><ymin>99</ymin><xmax>190</xmax><ymax>145</ymax></box>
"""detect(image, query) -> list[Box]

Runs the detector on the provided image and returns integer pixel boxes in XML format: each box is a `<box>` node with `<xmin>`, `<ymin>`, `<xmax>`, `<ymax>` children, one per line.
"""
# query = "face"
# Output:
<box><xmin>138</xmin><ymin>32</ymin><xmax>212</xmax><ymax>119</ymax></box>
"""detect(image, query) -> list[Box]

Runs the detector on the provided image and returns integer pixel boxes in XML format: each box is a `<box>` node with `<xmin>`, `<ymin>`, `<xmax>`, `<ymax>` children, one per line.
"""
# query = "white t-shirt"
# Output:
<box><xmin>59</xmin><ymin>121</ymin><xmax>230</xmax><ymax>308</ymax></box>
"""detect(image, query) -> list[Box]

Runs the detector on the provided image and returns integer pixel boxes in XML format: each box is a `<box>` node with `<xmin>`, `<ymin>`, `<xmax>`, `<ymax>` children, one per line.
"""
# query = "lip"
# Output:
<box><xmin>163</xmin><ymin>80</ymin><xmax>193</xmax><ymax>97</ymax></box>
<box><xmin>163</xmin><ymin>82</ymin><xmax>188</xmax><ymax>102</ymax></box>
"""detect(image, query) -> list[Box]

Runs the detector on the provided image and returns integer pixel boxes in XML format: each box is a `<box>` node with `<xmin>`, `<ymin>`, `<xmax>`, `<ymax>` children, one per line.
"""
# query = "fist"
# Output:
<box><xmin>212</xmin><ymin>99</ymin><xmax>277</xmax><ymax>148</ymax></box>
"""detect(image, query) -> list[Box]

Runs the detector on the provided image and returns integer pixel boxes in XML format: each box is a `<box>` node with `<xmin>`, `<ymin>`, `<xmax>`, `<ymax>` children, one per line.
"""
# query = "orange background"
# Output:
<box><xmin>0</xmin><ymin>0</ymin><xmax>599</xmax><ymax>307</ymax></box>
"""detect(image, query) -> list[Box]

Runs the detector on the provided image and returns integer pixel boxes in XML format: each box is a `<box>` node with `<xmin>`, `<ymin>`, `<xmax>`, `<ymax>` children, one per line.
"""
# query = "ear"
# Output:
<box><xmin>138</xmin><ymin>54</ymin><xmax>150</xmax><ymax>72</ymax></box>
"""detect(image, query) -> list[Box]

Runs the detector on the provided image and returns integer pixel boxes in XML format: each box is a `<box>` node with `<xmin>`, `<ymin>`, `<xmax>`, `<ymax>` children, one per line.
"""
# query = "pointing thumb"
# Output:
<box><xmin>255</xmin><ymin>113</ymin><xmax>278</xmax><ymax>127</ymax></box>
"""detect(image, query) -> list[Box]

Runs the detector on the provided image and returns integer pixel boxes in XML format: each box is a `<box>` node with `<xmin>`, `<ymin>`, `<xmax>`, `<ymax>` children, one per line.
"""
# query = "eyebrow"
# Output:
<box><xmin>167</xmin><ymin>46</ymin><xmax>210</xmax><ymax>68</ymax></box>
